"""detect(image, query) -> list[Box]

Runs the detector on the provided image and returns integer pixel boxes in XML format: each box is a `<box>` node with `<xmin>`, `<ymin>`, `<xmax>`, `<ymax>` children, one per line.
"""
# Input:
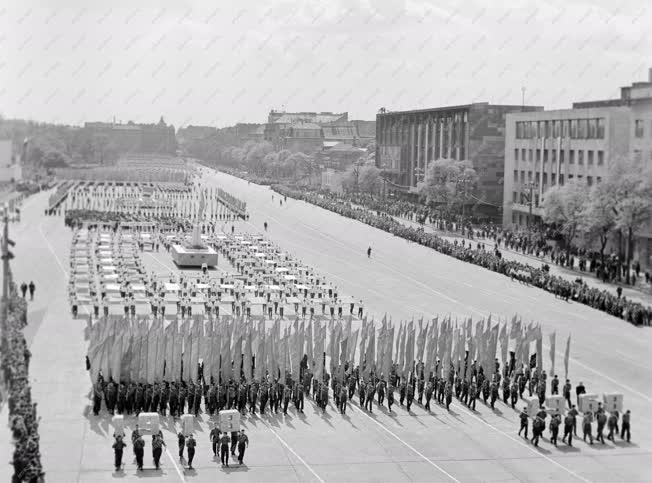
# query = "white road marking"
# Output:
<box><xmin>349</xmin><ymin>403</ymin><xmax>461</xmax><ymax>482</ymax></box>
<box><xmin>259</xmin><ymin>417</ymin><xmax>325</xmax><ymax>483</ymax></box>
<box><xmin>453</xmin><ymin>403</ymin><xmax>593</xmax><ymax>483</ymax></box>
<box><xmin>165</xmin><ymin>447</ymin><xmax>187</xmax><ymax>482</ymax></box>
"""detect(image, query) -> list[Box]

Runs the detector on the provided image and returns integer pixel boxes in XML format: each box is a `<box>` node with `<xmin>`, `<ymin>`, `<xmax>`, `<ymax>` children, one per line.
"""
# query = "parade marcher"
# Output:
<box><xmin>582</xmin><ymin>411</ymin><xmax>594</xmax><ymax>445</ymax></box>
<box><xmin>549</xmin><ymin>412</ymin><xmax>561</xmax><ymax>446</ymax></box>
<box><xmin>551</xmin><ymin>375</ymin><xmax>559</xmax><ymax>395</ymax></box>
<box><xmin>596</xmin><ymin>409</ymin><xmax>607</xmax><ymax>444</ymax></box>
<box><xmin>220</xmin><ymin>431</ymin><xmax>231</xmax><ymax>467</ymax></box>
<box><xmin>186</xmin><ymin>434</ymin><xmax>196</xmax><ymax>469</ymax></box>
<box><xmin>134</xmin><ymin>435</ymin><xmax>145</xmax><ymax>471</ymax></box>
<box><xmin>237</xmin><ymin>430</ymin><xmax>249</xmax><ymax>465</ymax></box>
<box><xmin>607</xmin><ymin>412</ymin><xmax>618</xmax><ymax>441</ymax></box>
<box><xmin>210</xmin><ymin>425</ymin><xmax>219</xmax><ymax>456</ymax></box>
<box><xmin>518</xmin><ymin>407</ymin><xmax>529</xmax><ymax>438</ymax></box>
<box><xmin>113</xmin><ymin>435</ymin><xmax>126</xmax><ymax>472</ymax></box>
<box><xmin>562</xmin><ymin>411</ymin><xmax>574</xmax><ymax>446</ymax></box>
<box><xmin>621</xmin><ymin>410</ymin><xmax>631</xmax><ymax>442</ymax></box>
<box><xmin>152</xmin><ymin>432</ymin><xmax>166</xmax><ymax>469</ymax></box>
<box><xmin>178</xmin><ymin>431</ymin><xmax>185</xmax><ymax>460</ymax></box>
<box><xmin>569</xmin><ymin>404</ymin><xmax>579</xmax><ymax>436</ymax></box>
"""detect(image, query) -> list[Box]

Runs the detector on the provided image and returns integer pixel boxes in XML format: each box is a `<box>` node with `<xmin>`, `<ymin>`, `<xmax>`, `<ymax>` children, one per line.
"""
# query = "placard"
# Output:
<box><xmin>137</xmin><ymin>412</ymin><xmax>160</xmax><ymax>434</ymax></box>
<box><xmin>219</xmin><ymin>409</ymin><xmax>240</xmax><ymax>432</ymax></box>
<box><xmin>181</xmin><ymin>414</ymin><xmax>194</xmax><ymax>436</ymax></box>
<box><xmin>602</xmin><ymin>393</ymin><xmax>623</xmax><ymax>413</ymax></box>
<box><xmin>578</xmin><ymin>393</ymin><xmax>599</xmax><ymax>413</ymax></box>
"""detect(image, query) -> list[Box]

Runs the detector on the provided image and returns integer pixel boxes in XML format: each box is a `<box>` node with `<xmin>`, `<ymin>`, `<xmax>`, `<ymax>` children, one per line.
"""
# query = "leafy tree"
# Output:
<box><xmin>541</xmin><ymin>180</ymin><xmax>589</xmax><ymax>265</ymax></box>
<box><xmin>417</xmin><ymin>158</ymin><xmax>478</xmax><ymax>215</ymax></box>
<box><xmin>581</xmin><ymin>180</ymin><xmax>617</xmax><ymax>265</ymax></box>
<box><xmin>358</xmin><ymin>164</ymin><xmax>381</xmax><ymax>194</ymax></box>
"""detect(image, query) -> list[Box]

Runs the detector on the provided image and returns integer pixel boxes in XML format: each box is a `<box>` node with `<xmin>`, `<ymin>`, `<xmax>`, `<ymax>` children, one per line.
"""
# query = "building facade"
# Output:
<box><xmin>376</xmin><ymin>103</ymin><xmax>541</xmax><ymax>218</ymax></box>
<box><xmin>84</xmin><ymin>117</ymin><xmax>177</xmax><ymax>156</ymax></box>
<box><xmin>502</xmin><ymin>69</ymin><xmax>652</xmax><ymax>267</ymax></box>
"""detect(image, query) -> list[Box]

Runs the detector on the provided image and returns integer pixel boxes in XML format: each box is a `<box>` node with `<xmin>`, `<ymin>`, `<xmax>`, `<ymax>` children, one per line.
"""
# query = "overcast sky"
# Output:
<box><xmin>1</xmin><ymin>0</ymin><xmax>651</xmax><ymax>128</ymax></box>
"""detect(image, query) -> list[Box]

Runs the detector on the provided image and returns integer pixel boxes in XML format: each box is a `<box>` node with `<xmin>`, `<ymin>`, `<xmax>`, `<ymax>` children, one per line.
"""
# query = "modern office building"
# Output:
<box><xmin>375</xmin><ymin>103</ymin><xmax>542</xmax><ymax>219</ymax></box>
<box><xmin>502</xmin><ymin>69</ymin><xmax>652</xmax><ymax>267</ymax></box>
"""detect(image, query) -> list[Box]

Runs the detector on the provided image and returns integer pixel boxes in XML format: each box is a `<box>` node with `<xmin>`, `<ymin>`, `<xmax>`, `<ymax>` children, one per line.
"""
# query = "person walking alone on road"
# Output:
<box><xmin>28</xmin><ymin>281</ymin><xmax>35</xmax><ymax>300</ymax></box>
<box><xmin>20</xmin><ymin>282</ymin><xmax>27</xmax><ymax>298</ymax></box>
<box><xmin>367</xmin><ymin>246</ymin><xmax>372</xmax><ymax>258</ymax></box>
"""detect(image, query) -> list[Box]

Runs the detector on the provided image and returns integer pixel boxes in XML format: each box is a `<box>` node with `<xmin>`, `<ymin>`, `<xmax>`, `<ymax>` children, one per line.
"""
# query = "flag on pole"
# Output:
<box><xmin>549</xmin><ymin>331</ymin><xmax>556</xmax><ymax>377</ymax></box>
<box><xmin>563</xmin><ymin>334</ymin><xmax>571</xmax><ymax>379</ymax></box>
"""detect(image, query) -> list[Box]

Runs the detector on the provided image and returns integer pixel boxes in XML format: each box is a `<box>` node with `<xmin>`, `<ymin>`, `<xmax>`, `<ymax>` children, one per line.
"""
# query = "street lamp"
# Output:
<box><xmin>522</xmin><ymin>181</ymin><xmax>539</xmax><ymax>227</ymax></box>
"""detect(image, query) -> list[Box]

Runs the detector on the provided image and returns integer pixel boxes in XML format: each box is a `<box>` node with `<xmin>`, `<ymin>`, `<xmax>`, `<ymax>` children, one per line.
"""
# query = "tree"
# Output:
<box><xmin>358</xmin><ymin>165</ymin><xmax>381</xmax><ymax>194</ymax></box>
<box><xmin>417</xmin><ymin>158</ymin><xmax>478</xmax><ymax>215</ymax></box>
<box><xmin>608</xmin><ymin>157</ymin><xmax>652</xmax><ymax>283</ymax></box>
<box><xmin>541</xmin><ymin>180</ymin><xmax>589</xmax><ymax>265</ymax></box>
<box><xmin>581</xmin><ymin>181</ymin><xmax>617</xmax><ymax>266</ymax></box>
<box><xmin>244</xmin><ymin>141</ymin><xmax>274</xmax><ymax>175</ymax></box>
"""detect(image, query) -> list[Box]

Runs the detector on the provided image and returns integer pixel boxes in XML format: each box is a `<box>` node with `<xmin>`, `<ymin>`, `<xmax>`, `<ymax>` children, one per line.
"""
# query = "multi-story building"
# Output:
<box><xmin>375</xmin><ymin>103</ymin><xmax>542</xmax><ymax>219</ymax></box>
<box><xmin>502</xmin><ymin>69</ymin><xmax>652</xmax><ymax>267</ymax></box>
<box><xmin>84</xmin><ymin>117</ymin><xmax>177</xmax><ymax>156</ymax></box>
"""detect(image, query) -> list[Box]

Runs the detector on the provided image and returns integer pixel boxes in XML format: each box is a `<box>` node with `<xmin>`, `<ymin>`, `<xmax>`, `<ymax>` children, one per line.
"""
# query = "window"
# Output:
<box><xmin>528</xmin><ymin>170</ymin><xmax>533</xmax><ymax>182</ymax></box>
<box><xmin>545</xmin><ymin>121</ymin><xmax>551</xmax><ymax>138</ymax></box>
<box><xmin>536</xmin><ymin>149</ymin><xmax>541</xmax><ymax>162</ymax></box>
<box><xmin>596</xmin><ymin>176</ymin><xmax>602</xmax><ymax>183</ymax></box>
<box><xmin>542</xmin><ymin>173</ymin><xmax>548</xmax><ymax>186</ymax></box>
<box><xmin>514</xmin><ymin>148</ymin><xmax>519</xmax><ymax>161</ymax></box>
<box><xmin>570</xmin><ymin>120</ymin><xmax>578</xmax><ymax>138</ymax></box>
<box><xmin>587</xmin><ymin>176</ymin><xmax>593</xmax><ymax>186</ymax></box>
<box><xmin>514</xmin><ymin>170</ymin><xmax>518</xmax><ymax>183</ymax></box>
<box><xmin>577</xmin><ymin>174</ymin><xmax>583</xmax><ymax>180</ymax></box>
<box><xmin>537</xmin><ymin>121</ymin><xmax>544</xmax><ymax>138</ymax></box>
<box><xmin>552</xmin><ymin>149</ymin><xmax>557</xmax><ymax>164</ymax></box>
<box><xmin>535</xmin><ymin>172</ymin><xmax>540</xmax><ymax>184</ymax></box>
<box><xmin>568</xmin><ymin>174</ymin><xmax>574</xmax><ymax>180</ymax></box>
<box><xmin>578</xmin><ymin>150</ymin><xmax>584</xmax><ymax>165</ymax></box>
<box><xmin>528</xmin><ymin>149</ymin><xmax>533</xmax><ymax>161</ymax></box>
<box><xmin>521</xmin><ymin>148</ymin><xmax>526</xmax><ymax>161</ymax></box>
<box><xmin>516</xmin><ymin>122</ymin><xmax>524</xmax><ymax>139</ymax></box>
<box><xmin>559</xmin><ymin>174</ymin><xmax>564</xmax><ymax>185</ymax></box>
<box><xmin>597</xmin><ymin>150</ymin><xmax>604</xmax><ymax>165</ymax></box>
<box><xmin>551</xmin><ymin>173</ymin><xmax>557</xmax><ymax>185</ymax></box>
<box><xmin>513</xmin><ymin>191</ymin><xmax>518</xmax><ymax>202</ymax></box>
<box><xmin>520</xmin><ymin>170</ymin><xmax>525</xmax><ymax>183</ymax></box>
<box><xmin>560</xmin><ymin>150</ymin><xmax>565</xmax><ymax>164</ymax></box>
<box><xmin>634</xmin><ymin>149</ymin><xmax>642</xmax><ymax>161</ymax></box>
<box><xmin>543</xmin><ymin>150</ymin><xmax>548</xmax><ymax>163</ymax></box>
<box><xmin>569</xmin><ymin>150</ymin><xmax>575</xmax><ymax>164</ymax></box>
<box><xmin>635</xmin><ymin>119</ymin><xmax>644</xmax><ymax>138</ymax></box>
<box><xmin>562</xmin><ymin>120</ymin><xmax>570</xmax><ymax>138</ymax></box>
<box><xmin>512</xmin><ymin>213</ymin><xmax>517</xmax><ymax>224</ymax></box>
<box><xmin>587</xmin><ymin>150</ymin><xmax>594</xmax><ymax>165</ymax></box>
<box><xmin>596</xmin><ymin>118</ymin><xmax>605</xmax><ymax>138</ymax></box>
<box><xmin>578</xmin><ymin>119</ymin><xmax>588</xmax><ymax>138</ymax></box>
<box><xmin>588</xmin><ymin>119</ymin><xmax>597</xmax><ymax>139</ymax></box>
<box><xmin>553</xmin><ymin>120</ymin><xmax>560</xmax><ymax>138</ymax></box>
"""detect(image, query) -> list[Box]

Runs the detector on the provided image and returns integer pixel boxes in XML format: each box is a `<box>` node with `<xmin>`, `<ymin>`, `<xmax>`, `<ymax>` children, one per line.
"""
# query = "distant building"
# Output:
<box><xmin>0</xmin><ymin>139</ymin><xmax>22</xmax><ymax>183</ymax></box>
<box><xmin>502</xmin><ymin>69</ymin><xmax>652</xmax><ymax>268</ymax></box>
<box><xmin>264</xmin><ymin>110</ymin><xmax>375</xmax><ymax>153</ymax></box>
<box><xmin>376</xmin><ymin>103</ymin><xmax>542</xmax><ymax>219</ymax></box>
<box><xmin>84</xmin><ymin>117</ymin><xmax>176</xmax><ymax>156</ymax></box>
<box><xmin>316</xmin><ymin>142</ymin><xmax>367</xmax><ymax>171</ymax></box>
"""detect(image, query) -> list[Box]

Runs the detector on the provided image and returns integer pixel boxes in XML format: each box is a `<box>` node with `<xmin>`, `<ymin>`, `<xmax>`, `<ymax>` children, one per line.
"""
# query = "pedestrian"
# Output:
<box><xmin>28</xmin><ymin>281</ymin><xmax>35</xmax><ymax>300</ymax></box>
<box><xmin>152</xmin><ymin>433</ymin><xmax>166</xmax><ymax>469</ymax></box>
<box><xmin>575</xmin><ymin>381</ymin><xmax>586</xmax><ymax>407</ymax></box>
<box><xmin>113</xmin><ymin>435</ymin><xmax>127</xmax><ymax>472</ymax></box>
<box><xmin>220</xmin><ymin>431</ymin><xmax>231</xmax><ymax>467</ymax></box>
<box><xmin>178</xmin><ymin>431</ymin><xmax>185</xmax><ymax>460</ymax></box>
<box><xmin>237</xmin><ymin>429</ymin><xmax>249</xmax><ymax>465</ymax></box>
<box><xmin>186</xmin><ymin>434</ymin><xmax>196</xmax><ymax>469</ymax></box>
<box><xmin>367</xmin><ymin>246</ymin><xmax>372</xmax><ymax>258</ymax></box>
<box><xmin>562</xmin><ymin>412</ymin><xmax>574</xmax><ymax>446</ymax></box>
<box><xmin>549</xmin><ymin>413</ymin><xmax>561</xmax><ymax>446</ymax></box>
<box><xmin>518</xmin><ymin>406</ymin><xmax>528</xmax><ymax>438</ymax></box>
<box><xmin>582</xmin><ymin>411</ymin><xmax>594</xmax><ymax>445</ymax></box>
<box><xmin>621</xmin><ymin>410</ymin><xmax>631</xmax><ymax>442</ymax></box>
<box><xmin>20</xmin><ymin>282</ymin><xmax>27</xmax><ymax>298</ymax></box>
<box><xmin>210</xmin><ymin>424</ymin><xmax>219</xmax><ymax>456</ymax></box>
<box><xmin>596</xmin><ymin>409</ymin><xmax>607</xmax><ymax>444</ymax></box>
<box><xmin>134</xmin><ymin>435</ymin><xmax>145</xmax><ymax>470</ymax></box>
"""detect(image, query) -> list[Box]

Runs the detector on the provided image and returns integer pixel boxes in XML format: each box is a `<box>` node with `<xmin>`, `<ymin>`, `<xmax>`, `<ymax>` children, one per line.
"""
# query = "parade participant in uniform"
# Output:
<box><xmin>93</xmin><ymin>381</ymin><xmax>103</xmax><ymax>415</ymax></box>
<box><xmin>320</xmin><ymin>382</ymin><xmax>329</xmax><ymax>413</ymax></box>
<box><xmin>469</xmin><ymin>380</ymin><xmax>478</xmax><ymax>411</ymax></box>
<box><xmin>551</xmin><ymin>375</ymin><xmax>559</xmax><ymax>395</ymax></box>
<box><xmin>220</xmin><ymin>432</ymin><xmax>231</xmax><ymax>467</ymax></box>
<box><xmin>160</xmin><ymin>382</ymin><xmax>169</xmax><ymax>416</ymax></box>
<box><xmin>562</xmin><ymin>412</ymin><xmax>574</xmax><ymax>446</ymax></box>
<box><xmin>359</xmin><ymin>380</ymin><xmax>366</xmax><ymax>408</ymax></box>
<box><xmin>406</xmin><ymin>378</ymin><xmax>415</xmax><ymax>411</ymax></box>
<box><xmin>366</xmin><ymin>379</ymin><xmax>376</xmax><ymax>412</ymax></box>
<box><xmin>596</xmin><ymin>409</ymin><xmax>607</xmax><ymax>444</ymax></box>
<box><xmin>185</xmin><ymin>434</ymin><xmax>196</xmax><ymax>469</ymax></box>
<box><xmin>152</xmin><ymin>433</ymin><xmax>166</xmax><ymax>469</ymax></box>
<box><xmin>169</xmin><ymin>382</ymin><xmax>178</xmax><ymax>417</ymax></box>
<box><xmin>178</xmin><ymin>431</ymin><xmax>186</xmax><ymax>459</ymax></box>
<box><xmin>531</xmin><ymin>414</ymin><xmax>545</xmax><ymax>447</ymax></box>
<box><xmin>399</xmin><ymin>379</ymin><xmax>407</xmax><ymax>406</ymax></box>
<box><xmin>339</xmin><ymin>385</ymin><xmax>348</xmax><ymax>414</ymax></box>
<box><xmin>283</xmin><ymin>384</ymin><xmax>292</xmax><ymax>415</ymax></box>
<box><xmin>501</xmin><ymin>376</ymin><xmax>510</xmax><ymax>404</ymax></box>
<box><xmin>582</xmin><ymin>411</ymin><xmax>594</xmax><ymax>445</ymax></box>
<box><xmin>425</xmin><ymin>380</ymin><xmax>434</xmax><ymax>411</ymax></box>
<box><xmin>237</xmin><ymin>430</ymin><xmax>249</xmax><ymax>465</ymax></box>
<box><xmin>621</xmin><ymin>410</ymin><xmax>631</xmax><ymax>442</ymax></box>
<box><xmin>113</xmin><ymin>435</ymin><xmax>126</xmax><ymax>472</ymax></box>
<box><xmin>259</xmin><ymin>380</ymin><xmax>269</xmax><ymax>414</ymax></box>
<box><xmin>134</xmin><ymin>435</ymin><xmax>145</xmax><ymax>471</ymax></box>
<box><xmin>194</xmin><ymin>384</ymin><xmax>202</xmax><ymax>416</ymax></box>
<box><xmin>490</xmin><ymin>377</ymin><xmax>499</xmax><ymax>409</ymax></box>
<box><xmin>607</xmin><ymin>412</ymin><xmax>618</xmax><ymax>441</ymax></box>
<box><xmin>518</xmin><ymin>407</ymin><xmax>529</xmax><ymax>438</ymax></box>
<box><xmin>562</xmin><ymin>401</ymin><xmax>577</xmax><ymax>434</ymax></box>
<box><xmin>377</xmin><ymin>377</ymin><xmax>386</xmax><ymax>406</ymax></box>
<box><xmin>510</xmin><ymin>378</ymin><xmax>518</xmax><ymax>409</ymax></box>
<box><xmin>444</xmin><ymin>380</ymin><xmax>453</xmax><ymax>410</ymax></box>
<box><xmin>549</xmin><ymin>413</ymin><xmax>561</xmax><ymax>446</ymax></box>
<box><xmin>210</xmin><ymin>425</ymin><xmax>219</xmax><ymax>456</ymax></box>
<box><xmin>387</xmin><ymin>383</ymin><xmax>395</xmax><ymax>412</ymax></box>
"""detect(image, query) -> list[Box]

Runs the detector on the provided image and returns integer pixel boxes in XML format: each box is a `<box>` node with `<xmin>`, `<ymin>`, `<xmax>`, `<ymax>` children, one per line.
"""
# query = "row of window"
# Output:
<box><xmin>514</xmin><ymin>148</ymin><xmax>604</xmax><ymax>166</ymax></box>
<box><xmin>515</xmin><ymin>118</ymin><xmax>605</xmax><ymax>139</ymax></box>
<box><xmin>633</xmin><ymin>119</ymin><xmax>652</xmax><ymax>138</ymax></box>
<box><xmin>511</xmin><ymin>172</ymin><xmax>602</xmax><ymax>193</ymax></box>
